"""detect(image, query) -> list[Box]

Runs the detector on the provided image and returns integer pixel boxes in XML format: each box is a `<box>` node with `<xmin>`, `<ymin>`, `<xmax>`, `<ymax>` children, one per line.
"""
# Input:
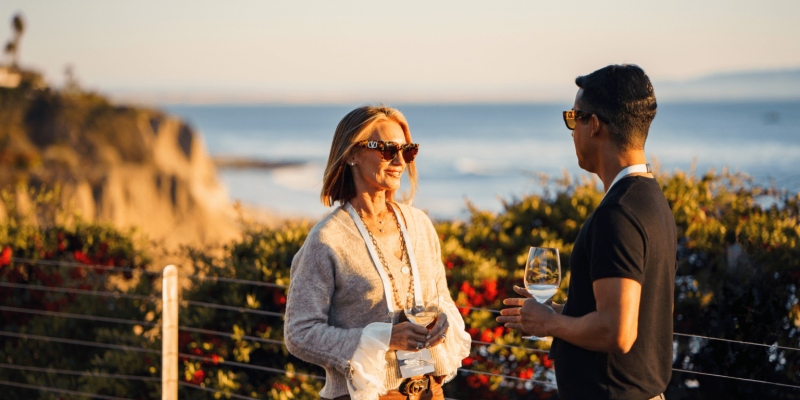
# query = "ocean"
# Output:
<box><xmin>165</xmin><ymin>102</ymin><xmax>800</xmax><ymax>220</ymax></box>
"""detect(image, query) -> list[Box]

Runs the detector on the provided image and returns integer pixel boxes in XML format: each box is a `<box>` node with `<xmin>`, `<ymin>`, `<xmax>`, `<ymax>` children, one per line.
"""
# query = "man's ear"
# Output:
<box><xmin>589</xmin><ymin>115</ymin><xmax>602</xmax><ymax>138</ymax></box>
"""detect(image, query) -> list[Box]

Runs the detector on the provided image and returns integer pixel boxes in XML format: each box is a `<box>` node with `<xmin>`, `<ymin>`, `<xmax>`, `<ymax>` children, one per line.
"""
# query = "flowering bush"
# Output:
<box><xmin>0</xmin><ymin>187</ymin><xmax>157</xmax><ymax>399</ymax></box>
<box><xmin>3</xmin><ymin>168</ymin><xmax>799</xmax><ymax>399</ymax></box>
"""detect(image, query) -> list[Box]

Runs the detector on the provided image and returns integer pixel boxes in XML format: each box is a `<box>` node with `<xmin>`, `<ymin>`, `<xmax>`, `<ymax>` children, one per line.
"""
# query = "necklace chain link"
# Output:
<box><xmin>358</xmin><ymin>203</ymin><xmax>414</xmax><ymax>311</ymax></box>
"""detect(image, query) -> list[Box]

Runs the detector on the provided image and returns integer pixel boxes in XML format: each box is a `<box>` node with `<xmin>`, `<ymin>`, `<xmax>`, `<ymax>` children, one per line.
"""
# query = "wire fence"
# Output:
<box><xmin>2</xmin><ymin>256</ymin><xmax>799</xmax><ymax>399</ymax></box>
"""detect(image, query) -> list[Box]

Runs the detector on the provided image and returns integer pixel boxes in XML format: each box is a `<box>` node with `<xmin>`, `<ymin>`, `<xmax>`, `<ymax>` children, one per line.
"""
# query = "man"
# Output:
<box><xmin>498</xmin><ymin>64</ymin><xmax>677</xmax><ymax>399</ymax></box>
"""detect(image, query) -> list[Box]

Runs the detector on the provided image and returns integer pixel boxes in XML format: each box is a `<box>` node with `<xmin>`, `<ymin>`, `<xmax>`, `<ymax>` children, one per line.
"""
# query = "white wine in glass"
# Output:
<box><xmin>405</xmin><ymin>277</ymin><xmax>441</xmax><ymax>330</ymax></box>
<box><xmin>523</xmin><ymin>246</ymin><xmax>561</xmax><ymax>341</ymax></box>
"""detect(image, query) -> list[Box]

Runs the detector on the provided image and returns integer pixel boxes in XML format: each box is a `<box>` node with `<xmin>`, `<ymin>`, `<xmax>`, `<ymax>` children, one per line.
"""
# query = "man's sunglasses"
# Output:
<box><xmin>355</xmin><ymin>140</ymin><xmax>420</xmax><ymax>163</ymax></box>
<box><xmin>562</xmin><ymin>110</ymin><xmax>610</xmax><ymax>130</ymax></box>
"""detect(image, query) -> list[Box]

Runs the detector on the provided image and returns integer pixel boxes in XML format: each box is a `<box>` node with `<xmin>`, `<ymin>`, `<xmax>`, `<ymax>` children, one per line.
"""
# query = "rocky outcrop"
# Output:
<box><xmin>0</xmin><ymin>82</ymin><xmax>239</xmax><ymax>247</ymax></box>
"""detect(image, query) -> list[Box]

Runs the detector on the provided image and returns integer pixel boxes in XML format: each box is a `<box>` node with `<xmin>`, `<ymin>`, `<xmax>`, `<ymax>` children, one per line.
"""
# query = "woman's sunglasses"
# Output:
<box><xmin>562</xmin><ymin>110</ymin><xmax>610</xmax><ymax>130</ymax></box>
<box><xmin>355</xmin><ymin>140</ymin><xmax>419</xmax><ymax>163</ymax></box>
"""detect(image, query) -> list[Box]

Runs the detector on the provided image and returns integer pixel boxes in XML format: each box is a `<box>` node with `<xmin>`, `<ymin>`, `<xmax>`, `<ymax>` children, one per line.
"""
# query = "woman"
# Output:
<box><xmin>285</xmin><ymin>106</ymin><xmax>471</xmax><ymax>400</ymax></box>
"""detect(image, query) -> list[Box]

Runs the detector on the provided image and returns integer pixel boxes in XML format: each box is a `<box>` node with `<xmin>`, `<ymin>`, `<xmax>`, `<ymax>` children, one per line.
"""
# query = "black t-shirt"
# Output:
<box><xmin>550</xmin><ymin>176</ymin><xmax>677</xmax><ymax>400</ymax></box>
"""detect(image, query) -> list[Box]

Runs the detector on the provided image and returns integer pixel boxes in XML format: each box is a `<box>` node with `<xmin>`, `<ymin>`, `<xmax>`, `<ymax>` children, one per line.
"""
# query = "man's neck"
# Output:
<box><xmin>598</xmin><ymin>149</ymin><xmax>648</xmax><ymax>193</ymax></box>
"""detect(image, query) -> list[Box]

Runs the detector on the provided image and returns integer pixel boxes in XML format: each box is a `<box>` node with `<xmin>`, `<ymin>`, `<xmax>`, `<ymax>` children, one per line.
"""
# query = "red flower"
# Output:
<box><xmin>73</xmin><ymin>250</ymin><xmax>90</xmax><ymax>264</ymax></box>
<box><xmin>460</xmin><ymin>282</ymin><xmax>476</xmax><ymax>298</ymax></box>
<box><xmin>542</xmin><ymin>354</ymin><xmax>553</xmax><ymax>369</ymax></box>
<box><xmin>480</xmin><ymin>329</ymin><xmax>493</xmax><ymax>343</ymax></box>
<box><xmin>0</xmin><ymin>247</ymin><xmax>12</xmax><ymax>266</ymax></box>
<box><xmin>462</xmin><ymin>357</ymin><xmax>474</xmax><ymax>366</ymax></box>
<box><xmin>191</xmin><ymin>370</ymin><xmax>205</xmax><ymax>384</ymax></box>
<box><xmin>483</xmin><ymin>280</ymin><xmax>498</xmax><ymax>302</ymax></box>
<box><xmin>273</xmin><ymin>290</ymin><xmax>287</xmax><ymax>305</ymax></box>
<box><xmin>211</xmin><ymin>354</ymin><xmax>220</xmax><ymax>364</ymax></box>
<box><xmin>472</xmin><ymin>293</ymin><xmax>485</xmax><ymax>307</ymax></box>
<box><xmin>493</xmin><ymin>326</ymin><xmax>504</xmax><ymax>339</ymax></box>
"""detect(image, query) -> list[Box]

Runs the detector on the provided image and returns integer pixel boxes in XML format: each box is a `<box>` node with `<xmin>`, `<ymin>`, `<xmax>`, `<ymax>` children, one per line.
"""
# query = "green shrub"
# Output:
<box><xmin>0</xmin><ymin>186</ymin><xmax>157</xmax><ymax>399</ymax></box>
<box><xmin>2</xmin><ymin>168</ymin><xmax>799</xmax><ymax>399</ymax></box>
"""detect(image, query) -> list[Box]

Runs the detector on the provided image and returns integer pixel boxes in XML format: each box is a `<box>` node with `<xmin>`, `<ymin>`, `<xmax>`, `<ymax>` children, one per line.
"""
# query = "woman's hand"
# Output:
<box><xmin>389</xmin><ymin>313</ymin><xmax>450</xmax><ymax>351</ymax></box>
<box><xmin>389</xmin><ymin>322</ymin><xmax>429</xmax><ymax>351</ymax></box>
<box><xmin>424</xmin><ymin>312</ymin><xmax>449</xmax><ymax>348</ymax></box>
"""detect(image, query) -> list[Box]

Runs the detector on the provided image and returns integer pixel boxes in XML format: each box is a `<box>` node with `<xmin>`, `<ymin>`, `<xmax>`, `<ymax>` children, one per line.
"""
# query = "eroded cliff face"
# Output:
<box><xmin>0</xmin><ymin>84</ymin><xmax>239</xmax><ymax>247</ymax></box>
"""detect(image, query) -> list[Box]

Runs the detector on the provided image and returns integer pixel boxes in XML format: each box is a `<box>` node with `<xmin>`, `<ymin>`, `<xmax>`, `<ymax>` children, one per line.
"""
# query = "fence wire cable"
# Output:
<box><xmin>0</xmin><ymin>363</ymin><xmax>160</xmax><ymax>382</ymax></box>
<box><xmin>9</xmin><ymin>257</ymin><xmax>161</xmax><ymax>276</ymax></box>
<box><xmin>0</xmin><ymin>331</ymin><xmax>160</xmax><ymax>354</ymax></box>
<box><xmin>458</xmin><ymin>306</ymin><xmax>501</xmax><ymax>315</ymax></box>
<box><xmin>0</xmin><ymin>305</ymin><xmax>160</xmax><ymax>327</ymax></box>
<box><xmin>673</xmin><ymin>368</ymin><xmax>800</xmax><ymax>390</ymax></box>
<box><xmin>180</xmin><ymin>353</ymin><xmax>325</xmax><ymax>380</ymax></box>
<box><xmin>0</xmin><ymin>379</ymin><xmax>133</xmax><ymax>400</ymax></box>
<box><xmin>183</xmin><ymin>300</ymin><xmax>284</xmax><ymax>317</ymax></box>
<box><xmin>458</xmin><ymin>368</ymin><xmax>556</xmax><ymax>387</ymax></box>
<box><xmin>179</xmin><ymin>326</ymin><xmax>284</xmax><ymax>346</ymax></box>
<box><xmin>0</xmin><ymin>281</ymin><xmax>160</xmax><ymax>302</ymax></box>
<box><xmin>181</xmin><ymin>273</ymin><xmax>287</xmax><ymax>289</ymax></box>
<box><xmin>673</xmin><ymin>332</ymin><xmax>800</xmax><ymax>352</ymax></box>
<box><xmin>180</xmin><ymin>382</ymin><xmax>260</xmax><ymax>400</ymax></box>
<box><xmin>471</xmin><ymin>340</ymin><xmax>549</xmax><ymax>354</ymax></box>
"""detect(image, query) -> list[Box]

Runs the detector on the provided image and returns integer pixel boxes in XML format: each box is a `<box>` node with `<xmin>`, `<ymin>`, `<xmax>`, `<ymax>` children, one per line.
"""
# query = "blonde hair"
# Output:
<box><xmin>321</xmin><ymin>105</ymin><xmax>418</xmax><ymax>207</ymax></box>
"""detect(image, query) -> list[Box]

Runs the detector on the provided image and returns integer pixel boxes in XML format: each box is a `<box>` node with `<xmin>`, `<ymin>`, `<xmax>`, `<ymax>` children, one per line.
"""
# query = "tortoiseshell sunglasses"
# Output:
<box><xmin>355</xmin><ymin>140</ymin><xmax>419</xmax><ymax>163</ymax></box>
<box><xmin>562</xmin><ymin>110</ymin><xmax>610</xmax><ymax>130</ymax></box>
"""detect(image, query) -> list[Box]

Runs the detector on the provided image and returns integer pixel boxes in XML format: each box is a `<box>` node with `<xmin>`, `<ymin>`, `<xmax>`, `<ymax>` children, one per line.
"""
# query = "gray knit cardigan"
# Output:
<box><xmin>284</xmin><ymin>203</ymin><xmax>457</xmax><ymax>399</ymax></box>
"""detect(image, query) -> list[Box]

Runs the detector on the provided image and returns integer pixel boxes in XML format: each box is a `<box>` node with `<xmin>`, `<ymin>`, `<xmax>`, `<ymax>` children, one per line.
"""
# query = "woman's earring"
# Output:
<box><xmin>350</xmin><ymin>162</ymin><xmax>355</xmax><ymax>166</ymax></box>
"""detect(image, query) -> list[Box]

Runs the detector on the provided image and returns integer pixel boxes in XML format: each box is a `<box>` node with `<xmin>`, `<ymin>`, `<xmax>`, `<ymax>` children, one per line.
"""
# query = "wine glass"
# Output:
<box><xmin>522</xmin><ymin>246</ymin><xmax>561</xmax><ymax>341</ymax></box>
<box><xmin>405</xmin><ymin>276</ymin><xmax>441</xmax><ymax>332</ymax></box>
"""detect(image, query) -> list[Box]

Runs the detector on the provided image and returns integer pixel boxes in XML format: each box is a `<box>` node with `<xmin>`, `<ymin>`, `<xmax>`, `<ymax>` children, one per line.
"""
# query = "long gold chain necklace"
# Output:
<box><xmin>358</xmin><ymin>203</ymin><xmax>414</xmax><ymax>311</ymax></box>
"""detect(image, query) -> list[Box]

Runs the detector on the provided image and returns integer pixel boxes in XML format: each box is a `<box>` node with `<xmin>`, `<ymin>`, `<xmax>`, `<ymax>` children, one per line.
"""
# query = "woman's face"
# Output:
<box><xmin>350</xmin><ymin>120</ymin><xmax>408</xmax><ymax>193</ymax></box>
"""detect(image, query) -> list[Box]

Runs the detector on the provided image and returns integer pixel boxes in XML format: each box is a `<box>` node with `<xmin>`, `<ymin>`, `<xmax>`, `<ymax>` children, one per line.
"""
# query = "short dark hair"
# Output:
<box><xmin>575</xmin><ymin>64</ymin><xmax>657</xmax><ymax>150</ymax></box>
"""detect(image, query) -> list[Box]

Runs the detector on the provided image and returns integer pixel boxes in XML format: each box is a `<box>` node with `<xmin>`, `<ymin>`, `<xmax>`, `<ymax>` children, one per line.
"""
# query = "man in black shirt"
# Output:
<box><xmin>498</xmin><ymin>64</ymin><xmax>677</xmax><ymax>399</ymax></box>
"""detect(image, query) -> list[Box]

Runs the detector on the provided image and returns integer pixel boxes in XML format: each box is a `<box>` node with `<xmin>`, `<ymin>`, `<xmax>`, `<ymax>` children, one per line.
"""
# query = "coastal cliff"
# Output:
<box><xmin>0</xmin><ymin>71</ymin><xmax>239</xmax><ymax>247</ymax></box>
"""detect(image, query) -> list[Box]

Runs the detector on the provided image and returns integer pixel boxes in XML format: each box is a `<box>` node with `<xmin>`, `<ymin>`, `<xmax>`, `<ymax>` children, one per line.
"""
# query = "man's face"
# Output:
<box><xmin>572</xmin><ymin>89</ymin><xmax>595</xmax><ymax>172</ymax></box>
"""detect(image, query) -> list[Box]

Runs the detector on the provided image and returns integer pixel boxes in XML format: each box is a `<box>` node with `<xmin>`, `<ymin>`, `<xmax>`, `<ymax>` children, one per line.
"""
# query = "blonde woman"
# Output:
<box><xmin>285</xmin><ymin>106</ymin><xmax>471</xmax><ymax>400</ymax></box>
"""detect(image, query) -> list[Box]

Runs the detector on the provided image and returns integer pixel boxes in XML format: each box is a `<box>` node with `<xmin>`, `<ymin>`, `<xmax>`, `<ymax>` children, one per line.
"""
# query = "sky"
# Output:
<box><xmin>1</xmin><ymin>0</ymin><xmax>799</xmax><ymax>103</ymax></box>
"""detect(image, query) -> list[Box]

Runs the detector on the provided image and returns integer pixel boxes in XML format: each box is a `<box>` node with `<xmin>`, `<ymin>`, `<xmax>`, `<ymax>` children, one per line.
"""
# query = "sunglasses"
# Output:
<box><xmin>355</xmin><ymin>140</ymin><xmax>420</xmax><ymax>163</ymax></box>
<box><xmin>562</xmin><ymin>110</ymin><xmax>610</xmax><ymax>130</ymax></box>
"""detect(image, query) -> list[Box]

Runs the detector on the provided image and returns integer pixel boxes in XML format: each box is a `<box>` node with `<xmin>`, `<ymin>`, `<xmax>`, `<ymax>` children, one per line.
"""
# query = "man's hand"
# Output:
<box><xmin>496</xmin><ymin>297</ymin><xmax>556</xmax><ymax>337</ymax></box>
<box><xmin>512</xmin><ymin>285</ymin><xmax>566</xmax><ymax>314</ymax></box>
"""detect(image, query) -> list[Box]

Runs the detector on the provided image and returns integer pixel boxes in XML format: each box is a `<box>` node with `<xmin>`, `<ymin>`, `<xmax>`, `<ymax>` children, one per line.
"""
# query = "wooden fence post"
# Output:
<box><xmin>162</xmin><ymin>265</ymin><xmax>178</xmax><ymax>400</ymax></box>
